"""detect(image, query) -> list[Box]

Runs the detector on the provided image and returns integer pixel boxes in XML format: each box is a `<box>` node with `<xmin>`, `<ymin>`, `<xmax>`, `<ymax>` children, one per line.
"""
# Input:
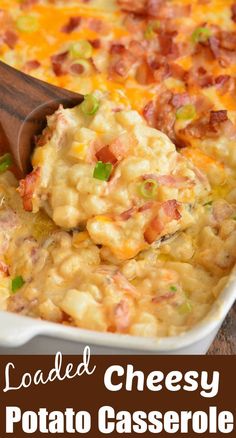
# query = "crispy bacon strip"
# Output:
<box><xmin>232</xmin><ymin>4</ymin><xmax>236</xmax><ymax>22</ymax></box>
<box><xmin>51</xmin><ymin>51</ymin><xmax>68</xmax><ymax>76</ymax></box>
<box><xmin>3</xmin><ymin>30</ymin><xmax>18</xmax><ymax>49</ymax></box>
<box><xmin>144</xmin><ymin>200</ymin><xmax>181</xmax><ymax>244</ymax></box>
<box><xmin>95</xmin><ymin>145</ymin><xmax>117</xmax><ymax>165</ymax></box>
<box><xmin>61</xmin><ymin>17</ymin><xmax>81</xmax><ymax>33</ymax></box>
<box><xmin>114</xmin><ymin>299</ymin><xmax>131</xmax><ymax>331</ymax></box>
<box><xmin>143</xmin><ymin>174</ymin><xmax>191</xmax><ymax>187</ymax></box>
<box><xmin>18</xmin><ymin>167</ymin><xmax>41</xmax><ymax>212</ymax></box>
<box><xmin>0</xmin><ymin>261</ymin><xmax>9</xmax><ymax>276</ymax></box>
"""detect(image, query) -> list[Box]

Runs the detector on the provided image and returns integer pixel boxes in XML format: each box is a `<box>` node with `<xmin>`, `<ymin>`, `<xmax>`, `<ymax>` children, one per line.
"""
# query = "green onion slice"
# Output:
<box><xmin>16</xmin><ymin>15</ymin><xmax>39</xmax><ymax>33</ymax></box>
<box><xmin>139</xmin><ymin>179</ymin><xmax>158</xmax><ymax>199</ymax></box>
<box><xmin>81</xmin><ymin>94</ymin><xmax>100</xmax><ymax>115</ymax></box>
<box><xmin>93</xmin><ymin>161</ymin><xmax>112</xmax><ymax>181</ymax></box>
<box><xmin>191</xmin><ymin>27</ymin><xmax>211</xmax><ymax>44</ymax></box>
<box><xmin>170</xmin><ymin>285</ymin><xmax>177</xmax><ymax>292</ymax></box>
<box><xmin>11</xmin><ymin>276</ymin><xmax>25</xmax><ymax>293</ymax></box>
<box><xmin>179</xmin><ymin>301</ymin><xmax>192</xmax><ymax>314</ymax></box>
<box><xmin>176</xmin><ymin>104</ymin><xmax>196</xmax><ymax>121</ymax></box>
<box><xmin>0</xmin><ymin>153</ymin><xmax>12</xmax><ymax>174</ymax></box>
<box><xmin>69</xmin><ymin>40</ymin><xmax>93</xmax><ymax>59</ymax></box>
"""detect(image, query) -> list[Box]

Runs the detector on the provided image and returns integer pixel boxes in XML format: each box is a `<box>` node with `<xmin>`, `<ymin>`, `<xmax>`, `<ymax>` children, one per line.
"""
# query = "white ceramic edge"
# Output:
<box><xmin>0</xmin><ymin>271</ymin><xmax>235</xmax><ymax>353</ymax></box>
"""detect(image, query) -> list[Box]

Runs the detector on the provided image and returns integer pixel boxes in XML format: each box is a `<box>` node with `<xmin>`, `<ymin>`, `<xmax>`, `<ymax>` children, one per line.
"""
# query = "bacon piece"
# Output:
<box><xmin>117</xmin><ymin>0</ymin><xmax>146</xmax><ymax>14</ymax></box>
<box><xmin>143</xmin><ymin>91</ymin><xmax>176</xmax><ymax>141</ymax></box>
<box><xmin>114</xmin><ymin>299</ymin><xmax>131</xmax><ymax>332</ymax></box>
<box><xmin>219</xmin><ymin>31</ymin><xmax>236</xmax><ymax>51</ymax></box>
<box><xmin>210</xmin><ymin>110</ymin><xmax>228</xmax><ymax>125</ymax></box>
<box><xmin>95</xmin><ymin>145</ymin><xmax>117</xmax><ymax>165</ymax></box>
<box><xmin>158</xmin><ymin>31</ymin><xmax>179</xmax><ymax>59</ymax></box>
<box><xmin>113</xmin><ymin>272</ymin><xmax>137</xmax><ymax>295</ymax></box>
<box><xmin>23</xmin><ymin>60</ymin><xmax>41</xmax><ymax>72</ymax></box>
<box><xmin>232</xmin><ymin>4</ymin><xmax>236</xmax><ymax>22</ymax></box>
<box><xmin>144</xmin><ymin>200</ymin><xmax>181</xmax><ymax>243</ymax></box>
<box><xmin>3</xmin><ymin>30</ymin><xmax>18</xmax><ymax>49</ymax></box>
<box><xmin>109</xmin><ymin>135</ymin><xmax>131</xmax><ymax>161</ymax></box>
<box><xmin>143</xmin><ymin>174</ymin><xmax>191</xmax><ymax>187</ymax></box>
<box><xmin>162</xmin><ymin>199</ymin><xmax>181</xmax><ymax>220</ymax></box>
<box><xmin>171</xmin><ymin>93</ymin><xmax>191</xmax><ymax>109</ymax></box>
<box><xmin>118</xmin><ymin>207</ymin><xmax>137</xmax><ymax>221</ymax></box>
<box><xmin>18</xmin><ymin>167</ymin><xmax>40</xmax><ymax>212</ymax></box>
<box><xmin>0</xmin><ymin>261</ymin><xmax>9</xmax><ymax>276</ymax></box>
<box><xmin>136</xmin><ymin>60</ymin><xmax>155</xmax><ymax>84</ymax></box>
<box><xmin>143</xmin><ymin>101</ymin><xmax>156</xmax><ymax>126</ymax></box>
<box><xmin>169</xmin><ymin>63</ymin><xmax>188</xmax><ymax>81</ymax></box>
<box><xmin>89</xmin><ymin>38</ymin><xmax>101</xmax><ymax>49</ymax></box>
<box><xmin>51</xmin><ymin>51</ymin><xmax>68</xmax><ymax>76</ymax></box>
<box><xmin>60</xmin><ymin>16</ymin><xmax>81</xmax><ymax>33</ymax></box>
<box><xmin>109</xmin><ymin>44</ymin><xmax>135</xmax><ymax>78</ymax></box>
<box><xmin>152</xmin><ymin>291</ymin><xmax>175</xmax><ymax>303</ymax></box>
<box><xmin>213</xmin><ymin>201</ymin><xmax>233</xmax><ymax>223</ymax></box>
<box><xmin>180</xmin><ymin>109</ymin><xmax>236</xmax><ymax>140</ymax></box>
<box><xmin>20</xmin><ymin>0</ymin><xmax>39</xmax><ymax>9</ymax></box>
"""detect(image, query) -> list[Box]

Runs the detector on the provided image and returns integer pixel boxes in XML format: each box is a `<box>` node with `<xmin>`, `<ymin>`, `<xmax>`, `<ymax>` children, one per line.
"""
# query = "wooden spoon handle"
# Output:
<box><xmin>0</xmin><ymin>61</ymin><xmax>83</xmax><ymax>176</ymax></box>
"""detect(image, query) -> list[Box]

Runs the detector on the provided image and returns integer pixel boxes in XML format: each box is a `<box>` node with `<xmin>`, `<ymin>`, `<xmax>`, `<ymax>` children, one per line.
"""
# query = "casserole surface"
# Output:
<box><xmin>0</xmin><ymin>0</ymin><xmax>236</xmax><ymax>339</ymax></box>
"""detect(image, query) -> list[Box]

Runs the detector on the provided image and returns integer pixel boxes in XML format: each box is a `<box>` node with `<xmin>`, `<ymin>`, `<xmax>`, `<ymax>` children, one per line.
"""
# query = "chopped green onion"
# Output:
<box><xmin>16</xmin><ymin>15</ymin><xmax>39</xmax><ymax>33</ymax></box>
<box><xmin>179</xmin><ymin>301</ymin><xmax>192</xmax><ymax>315</ymax></box>
<box><xmin>93</xmin><ymin>161</ymin><xmax>112</xmax><ymax>181</ymax></box>
<box><xmin>139</xmin><ymin>179</ymin><xmax>158</xmax><ymax>199</ymax></box>
<box><xmin>176</xmin><ymin>104</ymin><xmax>196</xmax><ymax>121</ymax></box>
<box><xmin>191</xmin><ymin>27</ymin><xmax>211</xmax><ymax>44</ymax></box>
<box><xmin>170</xmin><ymin>285</ymin><xmax>177</xmax><ymax>292</ymax></box>
<box><xmin>11</xmin><ymin>276</ymin><xmax>25</xmax><ymax>293</ymax></box>
<box><xmin>0</xmin><ymin>153</ymin><xmax>12</xmax><ymax>174</ymax></box>
<box><xmin>204</xmin><ymin>201</ymin><xmax>213</xmax><ymax>207</ymax></box>
<box><xmin>69</xmin><ymin>40</ymin><xmax>93</xmax><ymax>59</ymax></box>
<box><xmin>144</xmin><ymin>21</ymin><xmax>160</xmax><ymax>39</ymax></box>
<box><xmin>80</xmin><ymin>94</ymin><xmax>100</xmax><ymax>115</ymax></box>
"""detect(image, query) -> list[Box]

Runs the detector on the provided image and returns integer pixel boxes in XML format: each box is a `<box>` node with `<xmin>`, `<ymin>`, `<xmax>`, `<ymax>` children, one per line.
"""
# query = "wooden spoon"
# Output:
<box><xmin>0</xmin><ymin>61</ymin><xmax>83</xmax><ymax>177</ymax></box>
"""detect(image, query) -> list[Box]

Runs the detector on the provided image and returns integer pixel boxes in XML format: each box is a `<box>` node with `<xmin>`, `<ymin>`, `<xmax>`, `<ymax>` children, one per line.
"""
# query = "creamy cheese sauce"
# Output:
<box><xmin>0</xmin><ymin>0</ymin><xmax>236</xmax><ymax>337</ymax></box>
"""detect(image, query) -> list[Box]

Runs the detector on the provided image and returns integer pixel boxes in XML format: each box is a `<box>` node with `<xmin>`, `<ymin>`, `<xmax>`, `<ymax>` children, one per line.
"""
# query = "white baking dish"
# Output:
<box><xmin>0</xmin><ymin>270</ymin><xmax>235</xmax><ymax>355</ymax></box>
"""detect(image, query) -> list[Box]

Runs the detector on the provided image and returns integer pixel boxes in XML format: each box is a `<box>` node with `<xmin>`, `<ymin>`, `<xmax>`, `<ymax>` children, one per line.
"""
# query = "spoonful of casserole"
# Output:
<box><xmin>17</xmin><ymin>95</ymin><xmax>210</xmax><ymax>261</ymax></box>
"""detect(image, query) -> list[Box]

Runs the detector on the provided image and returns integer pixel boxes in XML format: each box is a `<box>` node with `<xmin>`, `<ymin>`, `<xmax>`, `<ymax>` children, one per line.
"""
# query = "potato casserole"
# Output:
<box><xmin>0</xmin><ymin>0</ymin><xmax>236</xmax><ymax>337</ymax></box>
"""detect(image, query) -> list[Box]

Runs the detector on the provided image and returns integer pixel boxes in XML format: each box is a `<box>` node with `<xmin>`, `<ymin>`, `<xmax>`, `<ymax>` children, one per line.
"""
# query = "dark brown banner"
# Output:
<box><xmin>0</xmin><ymin>353</ymin><xmax>235</xmax><ymax>437</ymax></box>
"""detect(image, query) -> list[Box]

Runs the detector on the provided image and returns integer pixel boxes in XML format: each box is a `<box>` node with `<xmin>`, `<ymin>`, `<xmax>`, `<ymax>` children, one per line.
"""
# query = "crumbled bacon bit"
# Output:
<box><xmin>152</xmin><ymin>291</ymin><xmax>175</xmax><ymax>303</ymax></box>
<box><xmin>232</xmin><ymin>4</ymin><xmax>236</xmax><ymax>22</ymax></box>
<box><xmin>114</xmin><ymin>299</ymin><xmax>131</xmax><ymax>332</ymax></box>
<box><xmin>3</xmin><ymin>30</ymin><xmax>18</xmax><ymax>49</ymax></box>
<box><xmin>109</xmin><ymin>44</ymin><xmax>135</xmax><ymax>77</ymax></box>
<box><xmin>89</xmin><ymin>39</ymin><xmax>101</xmax><ymax>49</ymax></box>
<box><xmin>118</xmin><ymin>207</ymin><xmax>136</xmax><ymax>221</ymax></box>
<box><xmin>210</xmin><ymin>110</ymin><xmax>228</xmax><ymax>125</ymax></box>
<box><xmin>144</xmin><ymin>200</ymin><xmax>181</xmax><ymax>244</ymax></box>
<box><xmin>171</xmin><ymin>93</ymin><xmax>191</xmax><ymax>109</ymax></box>
<box><xmin>117</xmin><ymin>0</ymin><xmax>146</xmax><ymax>14</ymax></box>
<box><xmin>95</xmin><ymin>145</ymin><xmax>117</xmax><ymax>165</ymax></box>
<box><xmin>0</xmin><ymin>261</ymin><xmax>9</xmax><ymax>276</ymax></box>
<box><xmin>18</xmin><ymin>167</ymin><xmax>41</xmax><ymax>212</ymax></box>
<box><xmin>51</xmin><ymin>51</ymin><xmax>68</xmax><ymax>76</ymax></box>
<box><xmin>60</xmin><ymin>16</ymin><xmax>81</xmax><ymax>33</ymax></box>
<box><xmin>23</xmin><ymin>60</ymin><xmax>41</xmax><ymax>72</ymax></box>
